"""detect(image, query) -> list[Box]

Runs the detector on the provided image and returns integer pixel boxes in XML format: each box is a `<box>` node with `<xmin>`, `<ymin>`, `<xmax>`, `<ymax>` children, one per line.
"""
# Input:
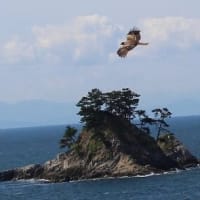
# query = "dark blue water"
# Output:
<box><xmin>0</xmin><ymin>125</ymin><xmax>66</xmax><ymax>170</ymax></box>
<box><xmin>0</xmin><ymin>116</ymin><xmax>200</xmax><ymax>200</ymax></box>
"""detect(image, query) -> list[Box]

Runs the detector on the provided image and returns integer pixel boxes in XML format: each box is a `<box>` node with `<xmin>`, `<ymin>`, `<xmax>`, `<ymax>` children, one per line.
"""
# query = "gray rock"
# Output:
<box><xmin>157</xmin><ymin>133</ymin><xmax>198</xmax><ymax>168</ymax></box>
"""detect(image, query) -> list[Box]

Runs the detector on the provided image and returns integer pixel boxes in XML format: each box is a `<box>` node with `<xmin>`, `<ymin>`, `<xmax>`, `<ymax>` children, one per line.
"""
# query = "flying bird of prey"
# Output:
<box><xmin>117</xmin><ymin>27</ymin><xmax>148</xmax><ymax>57</ymax></box>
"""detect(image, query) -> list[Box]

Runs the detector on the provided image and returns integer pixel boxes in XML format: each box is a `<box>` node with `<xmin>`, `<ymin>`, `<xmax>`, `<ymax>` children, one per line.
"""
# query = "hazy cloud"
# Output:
<box><xmin>1</xmin><ymin>14</ymin><xmax>122</xmax><ymax>66</ymax></box>
<box><xmin>2</xmin><ymin>38</ymin><xmax>35</xmax><ymax>64</ymax></box>
<box><xmin>140</xmin><ymin>17</ymin><xmax>200</xmax><ymax>49</ymax></box>
<box><xmin>2</xmin><ymin>16</ymin><xmax>200</xmax><ymax>66</ymax></box>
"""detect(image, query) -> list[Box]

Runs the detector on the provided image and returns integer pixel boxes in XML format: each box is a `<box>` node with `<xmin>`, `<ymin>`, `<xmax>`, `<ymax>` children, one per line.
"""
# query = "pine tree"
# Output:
<box><xmin>60</xmin><ymin>126</ymin><xmax>77</xmax><ymax>149</ymax></box>
<box><xmin>152</xmin><ymin>108</ymin><xmax>172</xmax><ymax>140</ymax></box>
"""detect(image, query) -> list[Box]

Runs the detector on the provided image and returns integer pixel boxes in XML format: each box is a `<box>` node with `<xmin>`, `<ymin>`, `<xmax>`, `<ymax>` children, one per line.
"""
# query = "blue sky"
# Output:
<box><xmin>1</xmin><ymin>0</ymin><xmax>200</xmax><ymax>127</ymax></box>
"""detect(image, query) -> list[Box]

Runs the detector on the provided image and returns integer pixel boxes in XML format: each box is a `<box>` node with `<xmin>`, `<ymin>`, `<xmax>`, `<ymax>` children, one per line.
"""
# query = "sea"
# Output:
<box><xmin>0</xmin><ymin>116</ymin><xmax>200</xmax><ymax>200</ymax></box>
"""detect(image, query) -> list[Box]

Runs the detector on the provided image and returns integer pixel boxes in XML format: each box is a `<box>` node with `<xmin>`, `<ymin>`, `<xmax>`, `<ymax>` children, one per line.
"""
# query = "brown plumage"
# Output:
<box><xmin>117</xmin><ymin>28</ymin><xmax>148</xmax><ymax>57</ymax></box>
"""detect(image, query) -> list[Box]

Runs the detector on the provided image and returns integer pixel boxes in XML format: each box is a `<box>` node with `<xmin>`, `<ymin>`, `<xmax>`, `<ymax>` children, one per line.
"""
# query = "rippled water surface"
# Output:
<box><xmin>0</xmin><ymin>117</ymin><xmax>200</xmax><ymax>199</ymax></box>
<box><xmin>1</xmin><ymin>168</ymin><xmax>200</xmax><ymax>200</ymax></box>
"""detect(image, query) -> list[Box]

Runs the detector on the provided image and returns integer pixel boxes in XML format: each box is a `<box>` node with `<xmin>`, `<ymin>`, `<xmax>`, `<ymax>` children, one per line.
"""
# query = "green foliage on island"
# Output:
<box><xmin>152</xmin><ymin>108</ymin><xmax>172</xmax><ymax>140</ymax></box>
<box><xmin>157</xmin><ymin>133</ymin><xmax>175</xmax><ymax>152</ymax></box>
<box><xmin>60</xmin><ymin>126</ymin><xmax>77</xmax><ymax>149</ymax></box>
<box><xmin>60</xmin><ymin>88</ymin><xmax>172</xmax><ymax>150</ymax></box>
<box><xmin>76</xmin><ymin>88</ymin><xmax>140</xmax><ymax>128</ymax></box>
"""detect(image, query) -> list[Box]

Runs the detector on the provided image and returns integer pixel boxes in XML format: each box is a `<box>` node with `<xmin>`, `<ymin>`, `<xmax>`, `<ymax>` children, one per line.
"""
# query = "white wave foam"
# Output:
<box><xmin>17</xmin><ymin>178</ymin><xmax>50</xmax><ymax>184</ymax></box>
<box><xmin>135</xmin><ymin>172</ymin><xmax>159</xmax><ymax>177</ymax></box>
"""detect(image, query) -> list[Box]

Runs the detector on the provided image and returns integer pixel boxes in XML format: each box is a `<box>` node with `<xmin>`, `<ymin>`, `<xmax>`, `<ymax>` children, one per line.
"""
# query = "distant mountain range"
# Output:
<box><xmin>0</xmin><ymin>99</ymin><xmax>200</xmax><ymax>129</ymax></box>
<box><xmin>0</xmin><ymin>100</ymin><xmax>79</xmax><ymax>129</ymax></box>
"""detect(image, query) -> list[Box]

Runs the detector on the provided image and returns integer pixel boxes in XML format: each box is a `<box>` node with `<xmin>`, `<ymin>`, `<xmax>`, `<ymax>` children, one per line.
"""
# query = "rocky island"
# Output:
<box><xmin>0</xmin><ymin>88</ymin><xmax>198</xmax><ymax>182</ymax></box>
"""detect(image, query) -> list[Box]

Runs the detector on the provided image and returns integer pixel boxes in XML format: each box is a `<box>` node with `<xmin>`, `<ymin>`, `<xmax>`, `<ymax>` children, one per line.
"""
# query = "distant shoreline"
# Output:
<box><xmin>1</xmin><ymin>115</ymin><xmax>200</xmax><ymax>130</ymax></box>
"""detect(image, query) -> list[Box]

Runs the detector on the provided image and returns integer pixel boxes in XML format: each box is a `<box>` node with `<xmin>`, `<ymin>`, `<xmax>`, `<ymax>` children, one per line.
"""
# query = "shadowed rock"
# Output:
<box><xmin>157</xmin><ymin>133</ymin><xmax>199</xmax><ymax>168</ymax></box>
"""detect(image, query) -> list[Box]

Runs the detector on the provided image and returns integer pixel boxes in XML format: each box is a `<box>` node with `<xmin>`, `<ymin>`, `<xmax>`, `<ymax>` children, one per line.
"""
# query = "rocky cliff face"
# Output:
<box><xmin>157</xmin><ymin>133</ymin><xmax>198</xmax><ymax>168</ymax></box>
<box><xmin>0</xmin><ymin>115</ymin><xmax>198</xmax><ymax>182</ymax></box>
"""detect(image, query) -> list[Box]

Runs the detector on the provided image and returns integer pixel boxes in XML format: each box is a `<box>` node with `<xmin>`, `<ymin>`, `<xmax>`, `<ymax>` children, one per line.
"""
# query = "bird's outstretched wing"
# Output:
<box><xmin>117</xmin><ymin>46</ymin><xmax>129</xmax><ymax>58</ymax></box>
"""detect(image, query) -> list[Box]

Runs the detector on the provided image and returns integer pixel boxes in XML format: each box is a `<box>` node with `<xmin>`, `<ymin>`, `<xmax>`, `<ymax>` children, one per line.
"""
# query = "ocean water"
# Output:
<box><xmin>0</xmin><ymin>116</ymin><xmax>200</xmax><ymax>200</ymax></box>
